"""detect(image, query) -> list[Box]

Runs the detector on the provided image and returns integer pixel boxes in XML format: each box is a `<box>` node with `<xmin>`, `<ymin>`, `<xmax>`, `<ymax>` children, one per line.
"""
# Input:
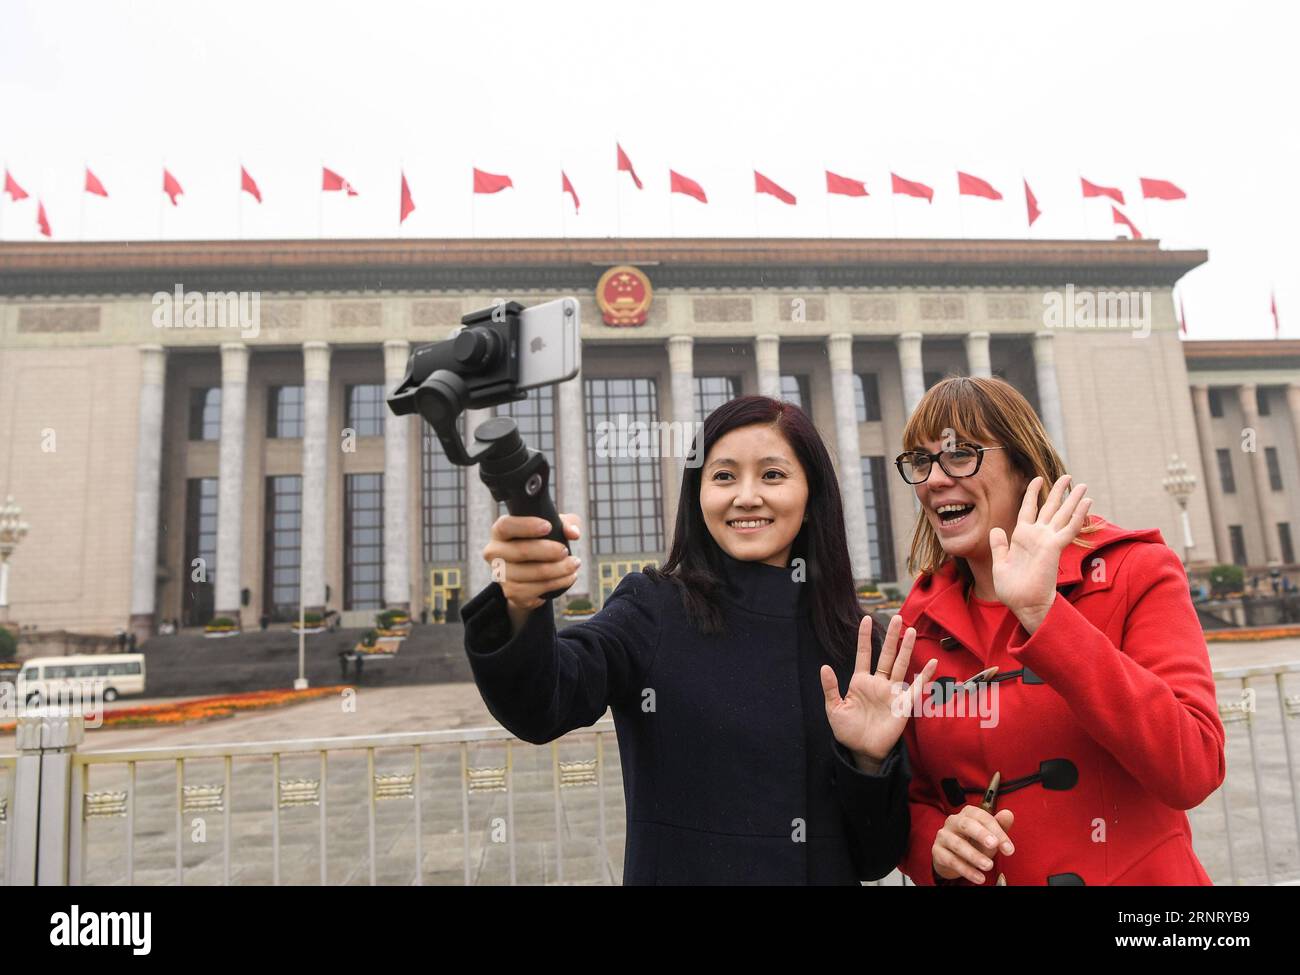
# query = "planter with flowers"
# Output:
<box><xmin>374</xmin><ymin>609</ymin><xmax>412</xmax><ymax>639</ymax></box>
<box><xmin>204</xmin><ymin>616</ymin><xmax>240</xmax><ymax>638</ymax></box>
<box><xmin>856</xmin><ymin>584</ymin><xmax>886</xmax><ymax>610</ymax></box>
<box><xmin>290</xmin><ymin>611</ymin><xmax>327</xmax><ymax>635</ymax></box>
<box><xmin>562</xmin><ymin>596</ymin><xmax>596</xmax><ymax>622</ymax></box>
<box><xmin>355</xmin><ymin>628</ymin><xmax>402</xmax><ymax>656</ymax></box>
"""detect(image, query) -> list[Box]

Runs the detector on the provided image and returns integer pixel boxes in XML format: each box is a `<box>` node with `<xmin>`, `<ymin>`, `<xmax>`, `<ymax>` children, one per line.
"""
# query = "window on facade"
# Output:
<box><xmin>1216</xmin><ymin>448</ymin><xmax>1236</xmax><ymax>494</ymax></box>
<box><xmin>346</xmin><ymin>384</ymin><xmax>386</xmax><ymax>437</ymax></box>
<box><xmin>584</xmin><ymin>378</ymin><xmax>664</xmax><ymax>555</ymax></box>
<box><xmin>695</xmin><ymin>376</ymin><xmax>739</xmax><ymax>420</ymax></box>
<box><xmin>267</xmin><ymin>385</ymin><xmax>305</xmax><ymax>439</ymax></box>
<box><xmin>1256</xmin><ymin>387</ymin><xmax>1271</xmax><ymax>416</ymax></box>
<box><xmin>861</xmin><ymin>457</ymin><xmax>896</xmax><ymax>582</ymax></box>
<box><xmin>1265</xmin><ymin>447</ymin><xmax>1283</xmax><ymax>491</ymax></box>
<box><xmin>263</xmin><ymin>475</ymin><xmax>302</xmax><ymax>621</ymax></box>
<box><xmin>188</xmin><ymin>387</ymin><xmax>221</xmax><ymax>441</ymax></box>
<box><xmin>422</xmin><ymin>418</ymin><xmax>467</xmax><ymax>564</ymax></box>
<box><xmin>183</xmin><ymin>478</ymin><xmax>218</xmax><ymax>626</ymax></box>
<box><xmin>344</xmin><ymin>473</ymin><xmax>384</xmax><ymax>610</ymax></box>
<box><xmin>495</xmin><ymin>388</ymin><xmax>558</xmax><ymax>517</ymax></box>
<box><xmin>924</xmin><ymin>371</ymin><xmax>944</xmax><ymax>391</ymax></box>
<box><xmin>1279</xmin><ymin>523</ymin><xmax>1296</xmax><ymax>566</ymax></box>
<box><xmin>1207</xmin><ymin>389</ymin><xmax>1223</xmax><ymax>418</ymax></box>
<box><xmin>1228</xmin><ymin>525</ymin><xmax>1247</xmax><ymax>567</ymax></box>
<box><xmin>780</xmin><ymin>374</ymin><xmax>810</xmax><ymax>416</ymax></box>
<box><xmin>855</xmin><ymin>374</ymin><xmax>881</xmax><ymax>422</ymax></box>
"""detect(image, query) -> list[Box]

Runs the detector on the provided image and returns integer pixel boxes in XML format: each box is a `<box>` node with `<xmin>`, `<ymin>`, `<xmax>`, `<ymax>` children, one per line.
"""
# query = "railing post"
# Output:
<box><xmin>5</xmin><ymin>708</ymin><xmax>85</xmax><ymax>885</ymax></box>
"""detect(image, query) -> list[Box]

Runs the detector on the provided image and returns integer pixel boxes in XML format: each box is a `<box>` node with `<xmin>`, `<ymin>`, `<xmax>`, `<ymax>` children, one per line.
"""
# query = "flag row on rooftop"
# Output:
<box><xmin>2</xmin><ymin>143</ymin><xmax>1187</xmax><ymax>240</ymax></box>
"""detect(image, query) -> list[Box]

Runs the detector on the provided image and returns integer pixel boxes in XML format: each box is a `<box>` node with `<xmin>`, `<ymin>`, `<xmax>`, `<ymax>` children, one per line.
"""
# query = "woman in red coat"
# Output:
<box><xmin>894</xmin><ymin>376</ymin><xmax>1226</xmax><ymax>885</ymax></box>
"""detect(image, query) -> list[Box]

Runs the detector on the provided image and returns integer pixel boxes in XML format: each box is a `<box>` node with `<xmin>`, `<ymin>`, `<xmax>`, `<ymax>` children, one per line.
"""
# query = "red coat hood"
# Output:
<box><xmin>901</xmin><ymin>515</ymin><xmax>1167</xmax><ymax>644</ymax></box>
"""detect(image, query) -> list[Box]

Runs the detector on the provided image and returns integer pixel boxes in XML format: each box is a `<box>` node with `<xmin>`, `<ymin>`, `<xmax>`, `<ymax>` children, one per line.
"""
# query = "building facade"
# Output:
<box><xmin>2</xmin><ymin>237</ymin><xmax>1294</xmax><ymax>640</ymax></box>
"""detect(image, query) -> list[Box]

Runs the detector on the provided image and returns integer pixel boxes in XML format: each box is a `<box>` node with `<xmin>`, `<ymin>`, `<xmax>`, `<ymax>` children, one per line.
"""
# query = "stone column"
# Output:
<box><xmin>1032</xmin><ymin>332</ymin><xmax>1068</xmax><ymax>464</ymax></box>
<box><xmin>1190</xmin><ymin>385</ymin><xmax>1231</xmax><ymax>564</ymax></box>
<box><xmin>214</xmin><ymin>343</ymin><xmax>249</xmax><ymax>622</ymax></box>
<box><xmin>1238</xmin><ymin>384</ymin><xmax>1281</xmax><ymax>563</ymax></box>
<box><xmin>755</xmin><ymin>334</ymin><xmax>781</xmax><ymax>399</ymax></box>
<box><xmin>828</xmin><ymin>334</ymin><xmax>872</xmax><ymax>583</ymax></box>
<box><xmin>300</xmin><ymin>342</ymin><xmax>330</xmax><ymax>614</ymax></box>
<box><xmin>1287</xmin><ymin>384</ymin><xmax>1300</xmax><ymax>481</ymax></box>
<box><xmin>896</xmin><ymin>332</ymin><xmax>926</xmax><ymax>419</ymax></box>
<box><xmin>668</xmin><ymin>335</ymin><xmax>697</xmax><ymax>485</ymax></box>
<box><xmin>557</xmin><ymin>370</ymin><xmax>592</xmax><ymax>600</ymax></box>
<box><xmin>465</xmin><ymin>407</ymin><xmax>498</xmax><ymax>597</ymax></box>
<box><xmin>382</xmin><ymin>340</ymin><xmax>412</xmax><ymax>611</ymax></box>
<box><xmin>128</xmin><ymin>345</ymin><xmax>166</xmax><ymax>642</ymax></box>
<box><xmin>965</xmin><ymin>331</ymin><xmax>992</xmax><ymax>379</ymax></box>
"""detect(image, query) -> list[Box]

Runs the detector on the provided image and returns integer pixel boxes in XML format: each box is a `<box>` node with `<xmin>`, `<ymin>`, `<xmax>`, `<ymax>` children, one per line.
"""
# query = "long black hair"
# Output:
<box><xmin>644</xmin><ymin>395</ymin><xmax>866</xmax><ymax>664</ymax></box>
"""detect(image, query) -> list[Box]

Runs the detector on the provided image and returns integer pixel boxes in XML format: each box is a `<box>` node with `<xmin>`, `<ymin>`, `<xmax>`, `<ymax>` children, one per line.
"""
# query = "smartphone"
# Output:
<box><xmin>516</xmin><ymin>296</ymin><xmax>580</xmax><ymax>390</ymax></box>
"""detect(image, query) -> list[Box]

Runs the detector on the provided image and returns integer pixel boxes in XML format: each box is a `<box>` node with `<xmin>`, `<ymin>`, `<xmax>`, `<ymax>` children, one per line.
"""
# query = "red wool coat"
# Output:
<box><xmin>898</xmin><ymin>517</ymin><xmax>1226</xmax><ymax>885</ymax></box>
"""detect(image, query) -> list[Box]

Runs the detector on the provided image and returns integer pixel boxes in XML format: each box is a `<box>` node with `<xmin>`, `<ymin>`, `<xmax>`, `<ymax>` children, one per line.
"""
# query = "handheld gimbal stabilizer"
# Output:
<box><xmin>386</xmin><ymin>299</ymin><xmax>577</xmax><ymax>601</ymax></box>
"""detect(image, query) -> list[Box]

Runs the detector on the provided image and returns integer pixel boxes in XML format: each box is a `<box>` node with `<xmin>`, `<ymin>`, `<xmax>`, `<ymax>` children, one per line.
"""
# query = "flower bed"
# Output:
<box><xmin>1205</xmin><ymin>625</ymin><xmax>1300</xmax><ymax>643</ymax></box>
<box><xmin>0</xmin><ymin>685</ymin><xmax>345</xmax><ymax>735</ymax></box>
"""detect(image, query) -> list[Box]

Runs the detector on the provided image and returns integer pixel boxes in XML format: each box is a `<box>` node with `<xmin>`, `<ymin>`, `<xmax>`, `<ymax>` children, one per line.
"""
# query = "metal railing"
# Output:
<box><xmin>2</xmin><ymin>661</ymin><xmax>1299</xmax><ymax>885</ymax></box>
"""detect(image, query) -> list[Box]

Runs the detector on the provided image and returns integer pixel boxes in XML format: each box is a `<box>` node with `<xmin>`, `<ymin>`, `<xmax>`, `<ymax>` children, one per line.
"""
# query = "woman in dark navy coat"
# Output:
<box><xmin>460</xmin><ymin>395</ymin><xmax>936</xmax><ymax>884</ymax></box>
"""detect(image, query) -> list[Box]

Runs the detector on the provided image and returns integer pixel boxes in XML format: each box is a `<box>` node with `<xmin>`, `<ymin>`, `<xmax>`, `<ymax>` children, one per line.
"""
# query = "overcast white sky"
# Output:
<box><xmin>1</xmin><ymin>0</ymin><xmax>1295</xmax><ymax>340</ymax></box>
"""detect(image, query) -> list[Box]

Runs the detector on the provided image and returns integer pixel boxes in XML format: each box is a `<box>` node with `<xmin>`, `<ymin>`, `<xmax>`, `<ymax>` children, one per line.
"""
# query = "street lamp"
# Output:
<box><xmin>1162</xmin><ymin>455</ymin><xmax>1197</xmax><ymax>565</ymax></box>
<box><xmin>0</xmin><ymin>495</ymin><xmax>31</xmax><ymax>623</ymax></box>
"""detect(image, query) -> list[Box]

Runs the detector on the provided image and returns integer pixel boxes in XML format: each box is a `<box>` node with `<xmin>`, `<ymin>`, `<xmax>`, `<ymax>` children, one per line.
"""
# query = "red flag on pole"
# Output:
<box><xmin>1140</xmin><ymin>177</ymin><xmax>1186</xmax><ymax>201</ymax></box>
<box><xmin>473</xmin><ymin>168</ymin><xmax>513</xmax><ymax>194</ymax></box>
<box><xmin>1024</xmin><ymin>179</ymin><xmax>1041</xmax><ymax>226</ymax></box>
<box><xmin>241</xmin><ymin>166</ymin><xmax>262</xmax><ymax>203</ymax></box>
<box><xmin>1272</xmin><ymin>291</ymin><xmax>1282</xmax><ymax>337</ymax></box>
<box><xmin>1178</xmin><ymin>295</ymin><xmax>1188</xmax><ymax>335</ymax></box>
<box><xmin>3</xmin><ymin>169</ymin><xmax>29</xmax><ymax>201</ymax></box>
<box><xmin>617</xmin><ymin>144</ymin><xmax>643</xmax><ymax>190</ymax></box>
<box><xmin>36</xmin><ymin>199</ymin><xmax>51</xmax><ymax>237</ymax></box>
<box><xmin>891</xmin><ymin>172</ymin><xmax>933</xmax><ymax>203</ymax></box>
<box><xmin>84</xmin><ymin>167</ymin><xmax>108</xmax><ymax>198</ymax></box>
<box><xmin>1082</xmin><ymin>177</ymin><xmax>1124</xmax><ymax>205</ymax></box>
<box><xmin>400</xmin><ymin>171</ymin><xmax>416</xmax><ymax>223</ymax></box>
<box><xmin>754</xmin><ymin>170</ymin><xmax>796</xmax><ymax>205</ymax></box>
<box><xmin>162</xmin><ymin>168</ymin><xmax>184</xmax><ymax>206</ymax></box>
<box><xmin>957</xmin><ymin>172</ymin><xmax>1002</xmax><ymax>200</ymax></box>
<box><xmin>825</xmin><ymin>171</ymin><xmax>868</xmax><ymax>197</ymax></box>
<box><xmin>322</xmin><ymin>167</ymin><xmax>358</xmax><ymax>196</ymax></box>
<box><xmin>561</xmin><ymin>171</ymin><xmax>580</xmax><ymax>213</ymax></box>
<box><xmin>669</xmin><ymin>170</ymin><xmax>707</xmax><ymax>203</ymax></box>
<box><xmin>1111</xmin><ymin>205</ymin><xmax>1142</xmax><ymax>239</ymax></box>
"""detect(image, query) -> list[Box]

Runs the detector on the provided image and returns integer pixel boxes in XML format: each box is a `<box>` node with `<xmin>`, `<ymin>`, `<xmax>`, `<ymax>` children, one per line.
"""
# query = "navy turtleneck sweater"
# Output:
<box><xmin>460</xmin><ymin>550</ymin><xmax>911</xmax><ymax>884</ymax></box>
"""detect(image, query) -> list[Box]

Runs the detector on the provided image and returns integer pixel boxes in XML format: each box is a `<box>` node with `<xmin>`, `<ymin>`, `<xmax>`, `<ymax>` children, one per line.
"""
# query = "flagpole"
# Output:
<box><xmin>79</xmin><ymin>161</ymin><xmax>87</xmax><ymax>242</ymax></box>
<box><xmin>1077</xmin><ymin>174</ymin><xmax>1089</xmax><ymax>240</ymax></box>
<box><xmin>615</xmin><ymin>136</ymin><xmax>622</xmax><ymax>238</ymax></box>
<box><xmin>158</xmin><ymin>158</ymin><xmax>165</xmax><ymax>240</ymax></box>
<box><xmin>237</xmin><ymin>161</ymin><xmax>244</xmax><ymax>241</ymax></box>
<box><xmin>824</xmin><ymin>179</ymin><xmax>832</xmax><ymax>239</ymax></box>
<box><xmin>957</xmin><ymin>194</ymin><xmax>966</xmax><ymax>239</ymax></box>
<box><xmin>751</xmin><ymin>161</ymin><xmax>760</xmax><ymax>239</ymax></box>
<box><xmin>559</xmin><ymin>165</ymin><xmax>566</xmax><ymax>239</ymax></box>
<box><xmin>889</xmin><ymin>184</ymin><xmax>899</xmax><ymax>238</ymax></box>
<box><xmin>318</xmin><ymin>159</ymin><xmax>324</xmax><ymax>238</ymax></box>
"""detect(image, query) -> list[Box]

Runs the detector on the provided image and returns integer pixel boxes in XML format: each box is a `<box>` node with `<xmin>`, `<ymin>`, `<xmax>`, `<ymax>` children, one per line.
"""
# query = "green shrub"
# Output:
<box><xmin>1208</xmin><ymin>564</ymin><xmax>1244</xmax><ymax>597</ymax></box>
<box><xmin>566</xmin><ymin>597</ymin><xmax>594</xmax><ymax>612</ymax></box>
<box><xmin>0</xmin><ymin>627</ymin><xmax>16</xmax><ymax>661</ymax></box>
<box><xmin>207</xmin><ymin>617</ymin><xmax>237</xmax><ymax>629</ymax></box>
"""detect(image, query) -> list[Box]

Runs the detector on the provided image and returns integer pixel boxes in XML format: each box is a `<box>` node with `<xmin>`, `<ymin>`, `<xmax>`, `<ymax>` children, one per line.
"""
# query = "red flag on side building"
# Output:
<box><xmin>562</xmin><ymin>171</ymin><xmax>580</xmax><ymax>213</ymax></box>
<box><xmin>754</xmin><ymin>170</ymin><xmax>796</xmax><ymax>205</ymax></box>
<box><xmin>1179</xmin><ymin>294</ymin><xmax>1188</xmax><ymax>335</ymax></box>
<box><xmin>84</xmin><ymin>167</ymin><xmax>108</xmax><ymax>197</ymax></box>
<box><xmin>1140</xmin><ymin>177</ymin><xmax>1186</xmax><ymax>200</ymax></box>
<box><xmin>400</xmin><ymin>171</ymin><xmax>416</xmax><ymax>223</ymax></box>
<box><xmin>957</xmin><ymin>171</ymin><xmax>1002</xmax><ymax>200</ymax></box>
<box><xmin>617</xmin><ymin>144</ymin><xmax>643</xmax><ymax>190</ymax></box>
<box><xmin>3</xmin><ymin>169</ymin><xmax>29</xmax><ymax>201</ymax></box>
<box><xmin>1272</xmin><ymin>291</ymin><xmax>1282</xmax><ymax>337</ymax></box>
<box><xmin>891</xmin><ymin>172</ymin><xmax>933</xmax><ymax>203</ymax></box>
<box><xmin>1082</xmin><ymin>177</ymin><xmax>1124</xmax><ymax>204</ymax></box>
<box><xmin>240</xmin><ymin>166</ymin><xmax>262</xmax><ymax>203</ymax></box>
<box><xmin>1024</xmin><ymin>179</ymin><xmax>1041</xmax><ymax>226</ymax></box>
<box><xmin>322</xmin><ymin>167</ymin><xmax>358</xmax><ymax>196</ymax></box>
<box><xmin>1111</xmin><ymin>205</ymin><xmax>1142</xmax><ymax>239</ymax></box>
<box><xmin>825</xmin><ymin>171</ymin><xmax>868</xmax><ymax>197</ymax></box>
<box><xmin>669</xmin><ymin>170</ymin><xmax>707</xmax><ymax>203</ymax></box>
<box><xmin>473</xmin><ymin>168</ymin><xmax>513</xmax><ymax>194</ymax></box>
<box><xmin>36</xmin><ymin>199</ymin><xmax>51</xmax><ymax>237</ymax></box>
<box><xmin>162</xmin><ymin>168</ymin><xmax>184</xmax><ymax>206</ymax></box>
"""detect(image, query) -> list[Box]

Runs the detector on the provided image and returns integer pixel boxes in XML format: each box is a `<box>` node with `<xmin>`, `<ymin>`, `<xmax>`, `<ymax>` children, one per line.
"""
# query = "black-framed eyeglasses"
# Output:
<box><xmin>894</xmin><ymin>443</ymin><xmax>1006</xmax><ymax>484</ymax></box>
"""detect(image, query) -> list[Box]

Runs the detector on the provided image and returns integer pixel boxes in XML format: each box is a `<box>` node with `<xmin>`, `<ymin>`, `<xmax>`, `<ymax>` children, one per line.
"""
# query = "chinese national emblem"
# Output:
<box><xmin>596</xmin><ymin>265</ymin><xmax>653</xmax><ymax>327</ymax></box>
